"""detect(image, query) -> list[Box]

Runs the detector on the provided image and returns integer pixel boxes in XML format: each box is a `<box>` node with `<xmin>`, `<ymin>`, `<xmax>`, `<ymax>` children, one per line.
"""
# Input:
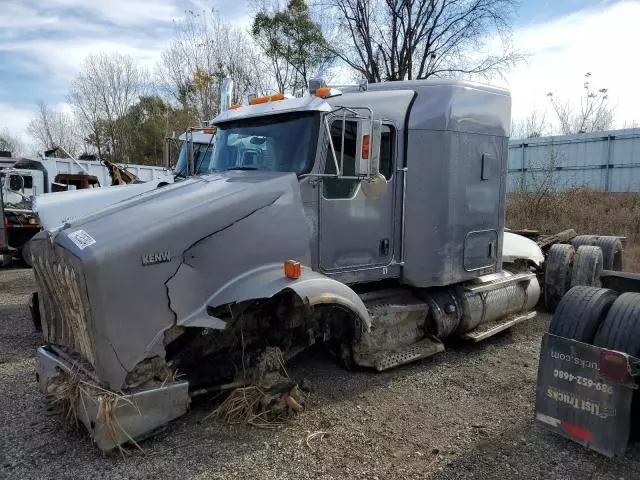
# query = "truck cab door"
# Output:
<box><xmin>318</xmin><ymin>119</ymin><xmax>397</xmax><ymax>282</ymax></box>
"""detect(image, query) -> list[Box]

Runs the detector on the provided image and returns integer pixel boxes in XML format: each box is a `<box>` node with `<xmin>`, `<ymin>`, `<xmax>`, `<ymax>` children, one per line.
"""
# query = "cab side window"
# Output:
<box><xmin>323</xmin><ymin>120</ymin><xmax>359</xmax><ymax>199</ymax></box>
<box><xmin>323</xmin><ymin>121</ymin><xmax>395</xmax><ymax>198</ymax></box>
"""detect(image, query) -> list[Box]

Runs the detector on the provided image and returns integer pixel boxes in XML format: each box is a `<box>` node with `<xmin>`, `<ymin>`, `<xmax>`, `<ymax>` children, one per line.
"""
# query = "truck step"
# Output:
<box><xmin>460</xmin><ymin>311</ymin><xmax>537</xmax><ymax>342</ymax></box>
<box><xmin>372</xmin><ymin>336</ymin><xmax>444</xmax><ymax>371</ymax></box>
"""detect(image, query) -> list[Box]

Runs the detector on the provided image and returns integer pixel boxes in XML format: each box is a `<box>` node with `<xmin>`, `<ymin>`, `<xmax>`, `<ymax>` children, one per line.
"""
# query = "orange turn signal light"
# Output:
<box><xmin>249</xmin><ymin>93</ymin><xmax>285</xmax><ymax>105</ymax></box>
<box><xmin>229</xmin><ymin>103</ymin><xmax>242</xmax><ymax>110</ymax></box>
<box><xmin>315</xmin><ymin>87</ymin><xmax>331</xmax><ymax>98</ymax></box>
<box><xmin>361</xmin><ymin>134</ymin><xmax>370</xmax><ymax>159</ymax></box>
<box><xmin>191</xmin><ymin>127</ymin><xmax>216</xmax><ymax>134</ymax></box>
<box><xmin>284</xmin><ymin>260</ymin><xmax>301</xmax><ymax>279</ymax></box>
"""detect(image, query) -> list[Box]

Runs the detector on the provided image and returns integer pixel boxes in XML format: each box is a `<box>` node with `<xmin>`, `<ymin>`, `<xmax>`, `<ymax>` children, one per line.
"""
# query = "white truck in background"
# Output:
<box><xmin>34</xmin><ymin>131</ymin><xmax>216</xmax><ymax>231</ymax></box>
<box><xmin>0</xmin><ymin>152</ymin><xmax>172</xmax><ymax>265</ymax></box>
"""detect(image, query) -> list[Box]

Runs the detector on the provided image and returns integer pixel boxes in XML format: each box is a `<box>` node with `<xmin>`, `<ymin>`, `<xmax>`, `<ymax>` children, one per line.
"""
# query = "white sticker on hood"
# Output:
<box><xmin>68</xmin><ymin>230</ymin><xmax>96</xmax><ymax>250</ymax></box>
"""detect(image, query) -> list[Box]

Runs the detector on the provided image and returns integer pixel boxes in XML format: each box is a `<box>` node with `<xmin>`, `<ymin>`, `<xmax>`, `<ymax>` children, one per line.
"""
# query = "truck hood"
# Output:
<box><xmin>31</xmin><ymin>170</ymin><xmax>311</xmax><ymax>389</ymax></box>
<box><xmin>34</xmin><ymin>174</ymin><xmax>175</xmax><ymax>231</ymax></box>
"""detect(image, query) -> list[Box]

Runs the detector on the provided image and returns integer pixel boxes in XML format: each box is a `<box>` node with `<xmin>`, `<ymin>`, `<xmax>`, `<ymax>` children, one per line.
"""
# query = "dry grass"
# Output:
<box><xmin>46</xmin><ymin>370</ymin><xmax>144</xmax><ymax>457</ymax></box>
<box><xmin>206</xmin><ymin>347</ymin><xmax>305</xmax><ymax>429</ymax></box>
<box><xmin>506</xmin><ymin>188</ymin><xmax>640</xmax><ymax>272</ymax></box>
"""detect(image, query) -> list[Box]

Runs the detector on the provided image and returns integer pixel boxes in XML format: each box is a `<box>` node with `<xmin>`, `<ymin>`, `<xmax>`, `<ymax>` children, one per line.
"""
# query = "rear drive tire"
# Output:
<box><xmin>548</xmin><ymin>286</ymin><xmax>617</xmax><ymax>343</ymax></box>
<box><xmin>1</xmin><ymin>254</ymin><xmax>11</xmax><ymax>267</ymax></box>
<box><xmin>593</xmin><ymin>293</ymin><xmax>640</xmax><ymax>356</ymax></box>
<box><xmin>544</xmin><ymin>244</ymin><xmax>575</xmax><ymax>312</ymax></box>
<box><xmin>570</xmin><ymin>246</ymin><xmax>603</xmax><ymax>288</ymax></box>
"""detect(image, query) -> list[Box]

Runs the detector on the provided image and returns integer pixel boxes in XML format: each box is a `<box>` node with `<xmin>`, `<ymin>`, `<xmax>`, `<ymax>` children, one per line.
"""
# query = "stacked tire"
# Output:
<box><xmin>544</xmin><ymin>244</ymin><xmax>605</xmax><ymax>312</ymax></box>
<box><xmin>571</xmin><ymin>235</ymin><xmax>624</xmax><ymax>271</ymax></box>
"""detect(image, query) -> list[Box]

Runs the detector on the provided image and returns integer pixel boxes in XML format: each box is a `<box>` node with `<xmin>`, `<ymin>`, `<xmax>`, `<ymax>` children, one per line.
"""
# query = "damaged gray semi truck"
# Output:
<box><xmin>30</xmin><ymin>79</ymin><xmax>544</xmax><ymax>450</ymax></box>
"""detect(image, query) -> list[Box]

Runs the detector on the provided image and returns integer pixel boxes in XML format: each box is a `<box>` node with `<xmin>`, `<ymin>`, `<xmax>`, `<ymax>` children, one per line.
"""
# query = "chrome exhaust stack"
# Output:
<box><xmin>220</xmin><ymin>78</ymin><xmax>234</xmax><ymax>112</ymax></box>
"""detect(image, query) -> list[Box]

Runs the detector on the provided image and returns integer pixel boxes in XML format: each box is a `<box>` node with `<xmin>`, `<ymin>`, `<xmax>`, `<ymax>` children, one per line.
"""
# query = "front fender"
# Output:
<box><xmin>178</xmin><ymin>263</ymin><xmax>371</xmax><ymax>332</ymax></box>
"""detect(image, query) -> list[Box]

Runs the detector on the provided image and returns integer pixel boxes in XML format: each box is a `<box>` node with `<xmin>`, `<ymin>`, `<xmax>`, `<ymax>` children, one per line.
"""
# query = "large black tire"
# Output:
<box><xmin>593</xmin><ymin>292</ymin><xmax>640</xmax><ymax>440</ymax></box>
<box><xmin>570</xmin><ymin>245</ymin><xmax>603</xmax><ymax>288</ymax></box>
<box><xmin>22</xmin><ymin>239</ymin><xmax>33</xmax><ymax>267</ymax></box>
<box><xmin>593</xmin><ymin>293</ymin><xmax>640</xmax><ymax>356</ymax></box>
<box><xmin>548</xmin><ymin>286</ymin><xmax>617</xmax><ymax>343</ymax></box>
<box><xmin>1</xmin><ymin>254</ymin><xmax>11</xmax><ymax>268</ymax></box>
<box><xmin>571</xmin><ymin>235</ymin><xmax>624</xmax><ymax>271</ymax></box>
<box><xmin>544</xmin><ymin>244</ymin><xmax>575</xmax><ymax>312</ymax></box>
<box><xmin>571</xmin><ymin>235</ymin><xmax>599</xmax><ymax>248</ymax></box>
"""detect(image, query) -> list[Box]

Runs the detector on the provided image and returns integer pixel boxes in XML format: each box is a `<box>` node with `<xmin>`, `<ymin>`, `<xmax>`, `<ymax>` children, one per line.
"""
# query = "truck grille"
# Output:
<box><xmin>32</xmin><ymin>252</ymin><xmax>95</xmax><ymax>365</ymax></box>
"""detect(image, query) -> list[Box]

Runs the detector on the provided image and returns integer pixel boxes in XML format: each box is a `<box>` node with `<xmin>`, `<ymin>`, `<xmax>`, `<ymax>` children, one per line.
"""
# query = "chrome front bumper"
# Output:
<box><xmin>36</xmin><ymin>346</ymin><xmax>190</xmax><ymax>452</ymax></box>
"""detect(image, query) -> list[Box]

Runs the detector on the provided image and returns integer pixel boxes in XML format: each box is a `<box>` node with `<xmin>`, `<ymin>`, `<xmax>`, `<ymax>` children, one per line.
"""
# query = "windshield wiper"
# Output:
<box><xmin>224</xmin><ymin>166</ymin><xmax>259</xmax><ymax>171</ymax></box>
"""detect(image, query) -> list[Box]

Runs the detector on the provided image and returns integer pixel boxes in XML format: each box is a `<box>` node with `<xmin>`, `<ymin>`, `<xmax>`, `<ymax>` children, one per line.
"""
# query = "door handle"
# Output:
<box><xmin>379</xmin><ymin>239</ymin><xmax>390</xmax><ymax>256</ymax></box>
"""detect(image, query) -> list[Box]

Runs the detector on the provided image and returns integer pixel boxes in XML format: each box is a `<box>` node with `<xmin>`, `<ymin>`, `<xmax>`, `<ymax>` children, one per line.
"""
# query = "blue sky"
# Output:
<box><xmin>1</xmin><ymin>0</ymin><xmax>639</xmax><ymax>148</ymax></box>
<box><xmin>515</xmin><ymin>0</ymin><xmax>610</xmax><ymax>25</ymax></box>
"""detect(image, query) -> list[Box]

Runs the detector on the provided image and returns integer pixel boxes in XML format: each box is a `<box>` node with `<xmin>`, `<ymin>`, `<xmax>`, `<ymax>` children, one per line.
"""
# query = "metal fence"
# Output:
<box><xmin>507</xmin><ymin>128</ymin><xmax>640</xmax><ymax>193</ymax></box>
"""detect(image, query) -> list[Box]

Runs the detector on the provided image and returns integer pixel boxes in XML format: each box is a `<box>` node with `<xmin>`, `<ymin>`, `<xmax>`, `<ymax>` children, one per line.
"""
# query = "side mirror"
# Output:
<box><xmin>355</xmin><ymin>119</ymin><xmax>382</xmax><ymax>178</ymax></box>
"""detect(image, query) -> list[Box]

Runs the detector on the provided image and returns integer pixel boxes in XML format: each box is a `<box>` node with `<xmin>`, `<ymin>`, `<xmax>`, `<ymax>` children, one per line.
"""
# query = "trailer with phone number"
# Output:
<box><xmin>535</xmin><ymin>271</ymin><xmax>640</xmax><ymax>458</ymax></box>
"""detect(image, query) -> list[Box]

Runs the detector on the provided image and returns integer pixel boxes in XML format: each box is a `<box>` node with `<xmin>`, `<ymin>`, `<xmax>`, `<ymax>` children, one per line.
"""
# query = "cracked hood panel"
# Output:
<box><xmin>30</xmin><ymin>171</ymin><xmax>311</xmax><ymax>390</ymax></box>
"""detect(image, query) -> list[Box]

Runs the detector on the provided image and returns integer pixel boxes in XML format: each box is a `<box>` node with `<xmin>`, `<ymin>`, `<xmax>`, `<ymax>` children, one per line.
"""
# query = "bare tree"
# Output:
<box><xmin>27</xmin><ymin>101</ymin><xmax>81</xmax><ymax>155</ymax></box>
<box><xmin>0</xmin><ymin>129</ymin><xmax>22</xmax><ymax>155</ymax></box>
<box><xmin>547</xmin><ymin>72</ymin><xmax>614</xmax><ymax>134</ymax></box>
<box><xmin>156</xmin><ymin>10</ymin><xmax>267</xmax><ymax>121</ymax></box>
<box><xmin>68</xmin><ymin>53</ymin><xmax>146</xmax><ymax>161</ymax></box>
<box><xmin>511</xmin><ymin>109</ymin><xmax>549</xmax><ymax>140</ymax></box>
<box><xmin>68</xmin><ymin>75</ymin><xmax>105</xmax><ymax>158</ymax></box>
<box><xmin>315</xmin><ymin>0</ymin><xmax>522</xmax><ymax>82</ymax></box>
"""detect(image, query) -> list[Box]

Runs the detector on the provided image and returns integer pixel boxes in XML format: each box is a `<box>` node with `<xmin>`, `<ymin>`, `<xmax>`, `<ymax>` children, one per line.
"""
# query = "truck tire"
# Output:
<box><xmin>22</xmin><ymin>240</ymin><xmax>33</xmax><ymax>267</ymax></box>
<box><xmin>544</xmin><ymin>244</ymin><xmax>575</xmax><ymax>312</ymax></box>
<box><xmin>593</xmin><ymin>293</ymin><xmax>640</xmax><ymax>356</ymax></box>
<box><xmin>571</xmin><ymin>235</ymin><xmax>598</xmax><ymax>248</ymax></box>
<box><xmin>593</xmin><ymin>292</ymin><xmax>640</xmax><ymax>440</ymax></box>
<box><xmin>1</xmin><ymin>254</ymin><xmax>11</xmax><ymax>268</ymax></box>
<box><xmin>572</xmin><ymin>235</ymin><xmax>624</xmax><ymax>271</ymax></box>
<box><xmin>570</xmin><ymin>246</ymin><xmax>603</xmax><ymax>288</ymax></box>
<box><xmin>548</xmin><ymin>286</ymin><xmax>617</xmax><ymax>343</ymax></box>
<box><xmin>594</xmin><ymin>237</ymin><xmax>623</xmax><ymax>271</ymax></box>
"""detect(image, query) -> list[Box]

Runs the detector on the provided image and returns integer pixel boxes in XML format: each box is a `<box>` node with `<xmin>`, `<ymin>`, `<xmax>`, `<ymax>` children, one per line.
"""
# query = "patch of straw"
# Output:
<box><xmin>46</xmin><ymin>370</ymin><xmax>145</xmax><ymax>458</ymax></box>
<box><xmin>205</xmin><ymin>347</ymin><xmax>305</xmax><ymax>429</ymax></box>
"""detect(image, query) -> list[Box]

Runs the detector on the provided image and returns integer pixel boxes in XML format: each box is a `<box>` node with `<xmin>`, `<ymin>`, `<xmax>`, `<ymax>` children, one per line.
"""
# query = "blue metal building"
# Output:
<box><xmin>508</xmin><ymin>128</ymin><xmax>640</xmax><ymax>192</ymax></box>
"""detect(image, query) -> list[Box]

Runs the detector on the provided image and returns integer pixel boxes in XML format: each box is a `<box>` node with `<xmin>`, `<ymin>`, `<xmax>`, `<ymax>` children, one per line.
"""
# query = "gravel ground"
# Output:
<box><xmin>2</xmin><ymin>267</ymin><xmax>640</xmax><ymax>479</ymax></box>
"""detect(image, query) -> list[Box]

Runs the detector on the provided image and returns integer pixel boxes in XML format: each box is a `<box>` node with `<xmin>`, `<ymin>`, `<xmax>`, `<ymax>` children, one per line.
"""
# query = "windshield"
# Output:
<box><xmin>211</xmin><ymin>112</ymin><xmax>319</xmax><ymax>175</ymax></box>
<box><xmin>174</xmin><ymin>140</ymin><xmax>216</xmax><ymax>176</ymax></box>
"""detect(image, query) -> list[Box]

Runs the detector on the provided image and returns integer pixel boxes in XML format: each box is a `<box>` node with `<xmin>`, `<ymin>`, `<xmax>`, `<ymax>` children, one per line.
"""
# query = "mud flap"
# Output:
<box><xmin>535</xmin><ymin>333</ymin><xmax>640</xmax><ymax>457</ymax></box>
